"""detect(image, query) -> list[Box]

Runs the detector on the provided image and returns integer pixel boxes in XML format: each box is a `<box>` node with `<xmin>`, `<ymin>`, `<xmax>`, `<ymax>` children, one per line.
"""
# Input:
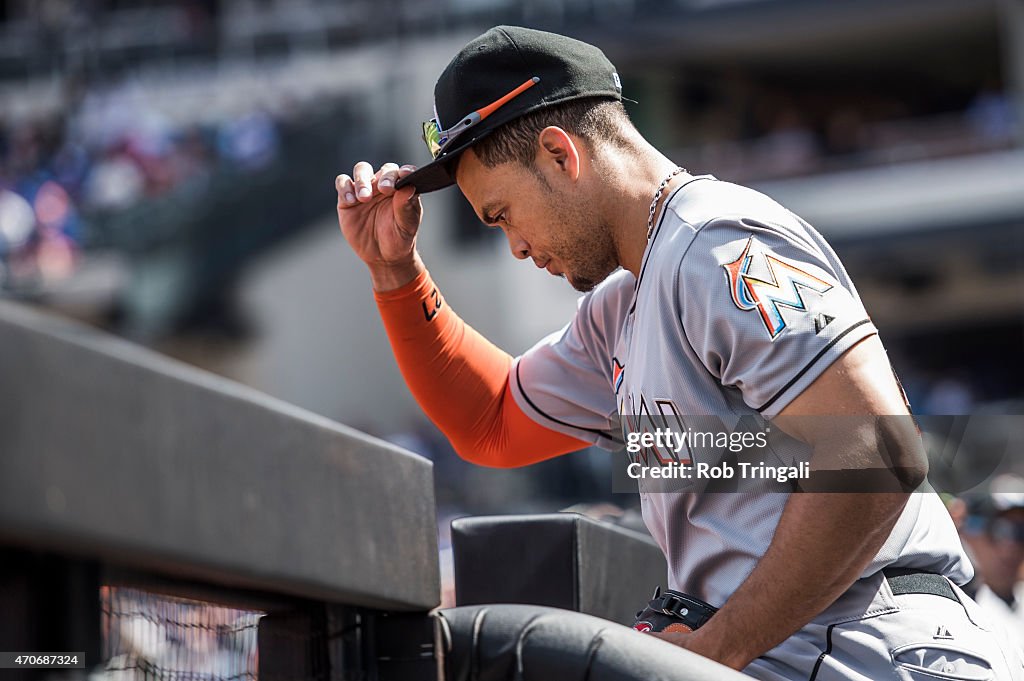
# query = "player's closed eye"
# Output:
<box><xmin>484</xmin><ymin>212</ymin><xmax>507</xmax><ymax>227</ymax></box>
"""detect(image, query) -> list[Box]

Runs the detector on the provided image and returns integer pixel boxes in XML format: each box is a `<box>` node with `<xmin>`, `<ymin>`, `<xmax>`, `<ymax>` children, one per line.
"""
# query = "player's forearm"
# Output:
<box><xmin>688</xmin><ymin>489</ymin><xmax>909</xmax><ymax>670</ymax></box>
<box><xmin>374</xmin><ymin>266</ymin><xmax>511</xmax><ymax>457</ymax></box>
<box><xmin>373</xmin><ymin>266</ymin><xmax>588</xmax><ymax>466</ymax></box>
<box><xmin>681</xmin><ymin>337</ymin><xmax>928</xmax><ymax>669</ymax></box>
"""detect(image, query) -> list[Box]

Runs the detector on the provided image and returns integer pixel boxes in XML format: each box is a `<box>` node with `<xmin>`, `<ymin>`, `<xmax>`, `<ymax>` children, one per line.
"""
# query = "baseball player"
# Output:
<box><xmin>335</xmin><ymin>26</ymin><xmax>1023</xmax><ymax>680</ymax></box>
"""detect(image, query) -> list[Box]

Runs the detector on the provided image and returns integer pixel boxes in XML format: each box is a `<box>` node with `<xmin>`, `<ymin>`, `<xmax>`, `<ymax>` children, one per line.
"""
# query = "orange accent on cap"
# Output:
<box><xmin>476</xmin><ymin>77</ymin><xmax>540</xmax><ymax>121</ymax></box>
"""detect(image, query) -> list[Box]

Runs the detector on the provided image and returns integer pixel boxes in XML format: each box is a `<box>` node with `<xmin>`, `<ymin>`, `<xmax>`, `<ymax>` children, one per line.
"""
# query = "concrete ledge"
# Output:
<box><xmin>0</xmin><ymin>301</ymin><xmax>439</xmax><ymax>610</ymax></box>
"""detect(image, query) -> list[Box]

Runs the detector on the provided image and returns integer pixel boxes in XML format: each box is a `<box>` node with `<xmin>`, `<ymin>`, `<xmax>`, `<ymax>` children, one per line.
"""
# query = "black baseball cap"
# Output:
<box><xmin>395</xmin><ymin>25</ymin><xmax>623</xmax><ymax>194</ymax></box>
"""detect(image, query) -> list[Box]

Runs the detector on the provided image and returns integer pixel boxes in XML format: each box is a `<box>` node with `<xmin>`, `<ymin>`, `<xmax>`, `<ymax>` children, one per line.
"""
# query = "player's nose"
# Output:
<box><xmin>508</xmin><ymin>234</ymin><xmax>531</xmax><ymax>260</ymax></box>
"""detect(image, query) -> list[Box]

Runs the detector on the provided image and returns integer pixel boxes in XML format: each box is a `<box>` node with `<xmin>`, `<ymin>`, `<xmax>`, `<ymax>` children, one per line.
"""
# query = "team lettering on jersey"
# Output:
<box><xmin>615</xmin><ymin>379</ymin><xmax>694</xmax><ymax>466</ymax></box>
<box><xmin>722</xmin><ymin>236</ymin><xmax>834</xmax><ymax>340</ymax></box>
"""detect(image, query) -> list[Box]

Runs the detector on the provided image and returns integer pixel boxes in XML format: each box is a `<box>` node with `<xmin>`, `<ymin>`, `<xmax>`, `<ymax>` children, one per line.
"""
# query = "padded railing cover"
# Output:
<box><xmin>436</xmin><ymin>604</ymin><xmax>747</xmax><ymax>681</ymax></box>
<box><xmin>452</xmin><ymin>513</ymin><xmax>667</xmax><ymax>625</ymax></box>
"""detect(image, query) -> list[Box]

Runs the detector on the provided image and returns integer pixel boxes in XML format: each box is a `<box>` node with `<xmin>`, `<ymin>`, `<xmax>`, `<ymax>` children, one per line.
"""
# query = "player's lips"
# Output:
<box><xmin>532</xmin><ymin>256</ymin><xmax>563</xmax><ymax>276</ymax></box>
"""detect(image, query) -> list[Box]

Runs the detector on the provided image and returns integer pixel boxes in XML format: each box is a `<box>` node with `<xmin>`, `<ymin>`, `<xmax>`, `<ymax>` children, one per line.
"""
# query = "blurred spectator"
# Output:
<box><xmin>823</xmin><ymin>108</ymin><xmax>867</xmax><ymax>158</ymax></box>
<box><xmin>949</xmin><ymin>474</ymin><xmax>1024</xmax><ymax>644</ymax></box>
<box><xmin>217</xmin><ymin>110</ymin><xmax>279</xmax><ymax>171</ymax></box>
<box><xmin>750</xmin><ymin>103</ymin><xmax>820</xmax><ymax>176</ymax></box>
<box><xmin>923</xmin><ymin>376</ymin><xmax>975</xmax><ymax>416</ymax></box>
<box><xmin>967</xmin><ymin>81</ymin><xmax>1017</xmax><ymax>145</ymax></box>
<box><xmin>0</xmin><ymin>188</ymin><xmax>34</xmax><ymax>255</ymax></box>
<box><xmin>84</xmin><ymin>147</ymin><xmax>145</xmax><ymax>210</ymax></box>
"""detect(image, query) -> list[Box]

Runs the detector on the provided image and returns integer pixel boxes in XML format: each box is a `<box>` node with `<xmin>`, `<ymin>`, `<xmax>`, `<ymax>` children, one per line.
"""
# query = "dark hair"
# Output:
<box><xmin>469</xmin><ymin>97</ymin><xmax>636</xmax><ymax>170</ymax></box>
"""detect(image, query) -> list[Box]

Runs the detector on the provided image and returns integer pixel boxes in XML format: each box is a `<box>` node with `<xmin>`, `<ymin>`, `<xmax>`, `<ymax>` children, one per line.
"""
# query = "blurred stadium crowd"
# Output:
<box><xmin>93</xmin><ymin>587</ymin><xmax>261</xmax><ymax>681</ymax></box>
<box><xmin>677</xmin><ymin>78</ymin><xmax>1016</xmax><ymax>182</ymax></box>
<box><xmin>0</xmin><ymin>83</ymin><xmax>281</xmax><ymax>293</ymax></box>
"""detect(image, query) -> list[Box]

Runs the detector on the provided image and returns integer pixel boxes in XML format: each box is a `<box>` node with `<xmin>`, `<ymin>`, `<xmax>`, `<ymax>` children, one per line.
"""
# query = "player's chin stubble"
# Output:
<box><xmin>561</xmin><ymin>220</ymin><xmax>619</xmax><ymax>293</ymax></box>
<box><xmin>543</xmin><ymin>186</ymin><xmax>619</xmax><ymax>292</ymax></box>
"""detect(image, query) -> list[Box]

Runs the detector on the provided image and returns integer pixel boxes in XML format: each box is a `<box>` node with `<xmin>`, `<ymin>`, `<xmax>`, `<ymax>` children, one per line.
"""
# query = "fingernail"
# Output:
<box><xmin>345</xmin><ymin>193</ymin><xmax>355</xmax><ymax>203</ymax></box>
<box><xmin>335</xmin><ymin>175</ymin><xmax>343</xmax><ymax>189</ymax></box>
<box><xmin>357</xmin><ymin>187</ymin><xmax>371</xmax><ymax>198</ymax></box>
<box><xmin>380</xmin><ymin>178</ymin><xmax>393</xmax><ymax>188</ymax></box>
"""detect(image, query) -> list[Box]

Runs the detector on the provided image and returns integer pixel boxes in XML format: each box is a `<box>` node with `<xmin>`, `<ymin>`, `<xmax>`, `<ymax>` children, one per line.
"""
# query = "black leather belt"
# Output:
<box><xmin>635</xmin><ymin>570</ymin><xmax>959</xmax><ymax>635</ymax></box>
<box><xmin>642</xmin><ymin>587</ymin><xmax>718</xmax><ymax>632</ymax></box>
<box><xmin>883</xmin><ymin>568</ymin><xmax>960</xmax><ymax>603</ymax></box>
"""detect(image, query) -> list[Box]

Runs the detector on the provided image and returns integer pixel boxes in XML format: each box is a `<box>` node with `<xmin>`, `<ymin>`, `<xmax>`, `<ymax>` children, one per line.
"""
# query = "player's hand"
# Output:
<box><xmin>336</xmin><ymin>162</ymin><xmax>423</xmax><ymax>286</ymax></box>
<box><xmin>647</xmin><ymin>630</ymin><xmax>693</xmax><ymax>647</ymax></box>
<box><xmin>646</xmin><ymin>629</ymin><xmax>739</xmax><ymax>669</ymax></box>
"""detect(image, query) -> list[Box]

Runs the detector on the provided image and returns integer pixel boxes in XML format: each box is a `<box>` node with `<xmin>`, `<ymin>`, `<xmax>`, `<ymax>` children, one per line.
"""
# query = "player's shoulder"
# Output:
<box><xmin>665</xmin><ymin>175</ymin><xmax>797</xmax><ymax>231</ymax></box>
<box><xmin>654</xmin><ymin>176</ymin><xmax>830</xmax><ymax>276</ymax></box>
<box><xmin>639</xmin><ymin>176</ymin><xmax>850</xmax><ymax>313</ymax></box>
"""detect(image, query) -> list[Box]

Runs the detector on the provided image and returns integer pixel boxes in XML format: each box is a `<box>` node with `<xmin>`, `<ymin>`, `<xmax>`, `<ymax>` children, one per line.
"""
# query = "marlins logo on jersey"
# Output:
<box><xmin>722</xmin><ymin>236</ymin><xmax>834</xmax><ymax>340</ymax></box>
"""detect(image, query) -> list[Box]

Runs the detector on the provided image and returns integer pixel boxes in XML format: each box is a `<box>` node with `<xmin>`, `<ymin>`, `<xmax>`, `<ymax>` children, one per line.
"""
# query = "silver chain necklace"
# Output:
<box><xmin>647</xmin><ymin>166</ymin><xmax>687</xmax><ymax>239</ymax></box>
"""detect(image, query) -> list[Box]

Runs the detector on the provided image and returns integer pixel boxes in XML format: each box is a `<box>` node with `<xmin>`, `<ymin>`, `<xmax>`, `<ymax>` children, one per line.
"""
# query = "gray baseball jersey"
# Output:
<box><xmin>508</xmin><ymin>174</ymin><xmax>972</xmax><ymax>607</ymax></box>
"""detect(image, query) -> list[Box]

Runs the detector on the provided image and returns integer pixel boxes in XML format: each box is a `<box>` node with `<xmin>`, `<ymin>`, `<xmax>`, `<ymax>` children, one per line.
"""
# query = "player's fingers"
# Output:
<box><xmin>395</xmin><ymin>164</ymin><xmax>418</xmax><ymax>188</ymax></box>
<box><xmin>353</xmin><ymin>161</ymin><xmax>375</xmax><ymax>202</ymax></box>
<box><xmin>335</xmin><ymin>174</ymin><xmax>357</xmax><ymax>207</ymax></box>
<box><xmin>374</xmin><ymin>162</ymin><xmax>402</xmax><ymax>196</ymax></box>
<box><xmin>393</xmin><ymin>185</ymin><xmax>422</xmax><ymax>238</ymax></box>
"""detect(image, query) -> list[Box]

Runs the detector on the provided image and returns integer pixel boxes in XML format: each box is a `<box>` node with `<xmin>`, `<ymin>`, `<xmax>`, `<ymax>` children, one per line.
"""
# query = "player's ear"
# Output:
<box><xmin>537</xmin><ymin>126</ymin><xmax>580</xmax><ymax>181</ymax></box>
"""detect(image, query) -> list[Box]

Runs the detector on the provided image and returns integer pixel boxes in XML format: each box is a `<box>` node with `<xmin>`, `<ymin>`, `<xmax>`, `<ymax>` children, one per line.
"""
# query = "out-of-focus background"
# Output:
<box><xmin>1</xmin><ymin>0</ymin><xmax>1022</xmax><ymax>521</ymax></box>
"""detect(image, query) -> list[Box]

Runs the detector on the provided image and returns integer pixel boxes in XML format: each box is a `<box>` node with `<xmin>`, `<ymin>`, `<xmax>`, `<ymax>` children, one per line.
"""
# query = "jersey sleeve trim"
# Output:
<box><xmin>755</xmin><ymin>318</ymin><xmax>876</xmax><ymax>415</ymax></box>
<box><xmin>511</xmin><ymin>360</ymin><xmax>622</xmax><ymax>450</ymax></box>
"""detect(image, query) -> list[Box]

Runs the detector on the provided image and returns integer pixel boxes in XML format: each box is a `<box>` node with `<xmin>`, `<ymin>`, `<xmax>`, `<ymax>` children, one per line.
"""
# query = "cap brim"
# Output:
<box><xmin>395</xmin><ymin>135</ymin><xmax>480</xmax><ymax>193</ymax></box>
<box><xmin>395</xmin><ymin>159</ymin><xmax>456</xmax><ymax>193</ymax></box>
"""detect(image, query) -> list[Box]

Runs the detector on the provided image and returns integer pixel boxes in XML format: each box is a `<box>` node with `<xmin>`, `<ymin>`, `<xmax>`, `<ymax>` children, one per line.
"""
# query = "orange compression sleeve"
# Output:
<box><xmin>373</xmin><ymin>269</ymin><xmax>590</xmax><ymax>467</ymax></box>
